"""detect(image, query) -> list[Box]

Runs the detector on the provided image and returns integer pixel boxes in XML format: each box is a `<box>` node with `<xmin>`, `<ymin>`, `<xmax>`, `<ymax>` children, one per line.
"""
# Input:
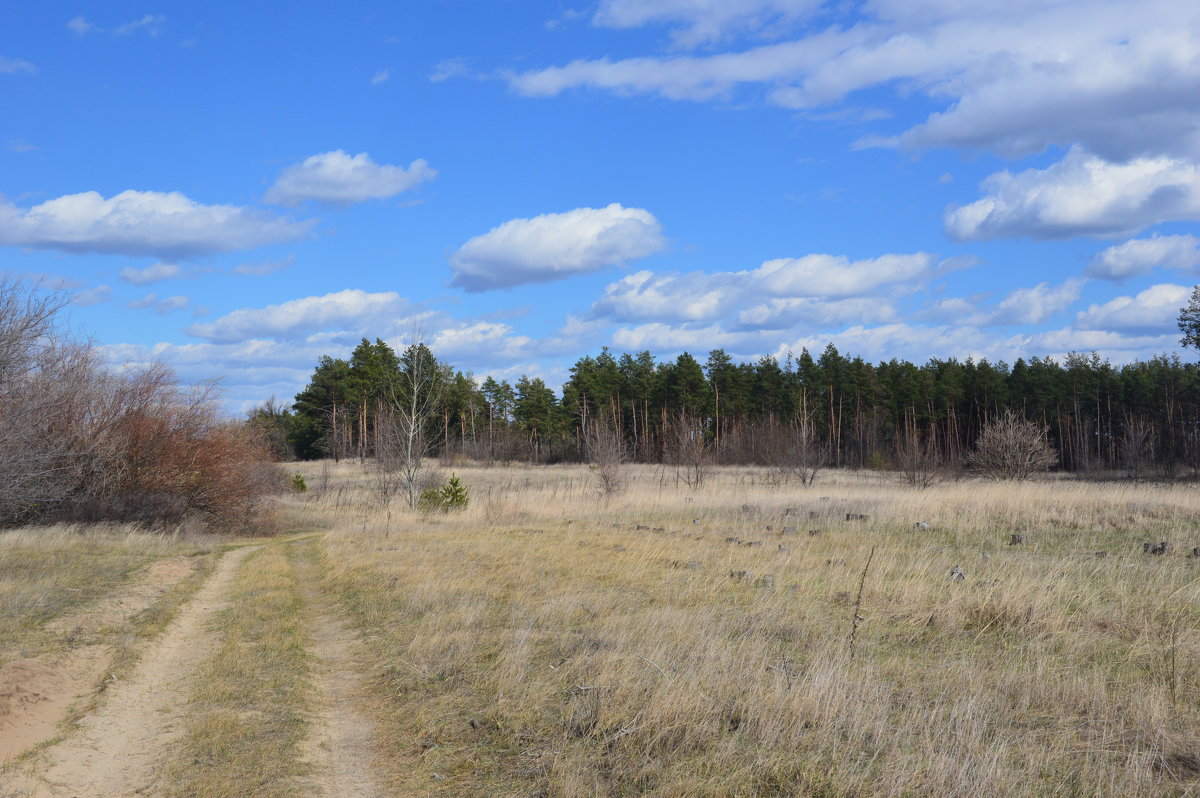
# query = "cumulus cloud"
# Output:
<box><xmin>509</xmin><ymin>0</ymin><xmax>1200</xmax><ymax>164</ymax></box>
<box><xmin>591</xmin><ymin>252</ymin><xmax>937</xmax><ymax>324</ymax></box>
<box><xmin>371</xmin><ymin>69</ymin><xmax>390</xmax><ymax>85</ymax></box>
<box><xmin>737</xmin><ymin>296</ymin><xmax>897</xmax><ymax>329</ymax></box>
<box><xmin>1074</xmin><ymin>283</ymin><xmax>1190</xmax><ymax>334</ymax></box>
<box><xmin>120</xmin><ymin>262</ymin><xmax>183</xmax><ymax>285</ymax></box>
<box><xmin>1088</xmin><ymin>234</ymin><xmax>1200</xmax><ymax>280</ymax></box>
<box><xmin>264</xmin><ymin>150</ymin><xmax>436</xmax><ymax>206</ymax></box>
<box><xmin>755</xmin><ymin>252</ymin><xmax>934</xmax><ymax>297</ymax></box>
<box><xmin>989</xmin><ymin>280</ymin><xmax>1086</xmax><ymax>325</ymax></box>
<box><xmin>450</xmin><ymin>203</ymin><xmax>667</xmax><ymax>291</ymax></box>
<box><xmin>0</xmin><ymin>56</ymin><xmax>36</xmax><ymax>75</ymax></box>
<box><xmin>945</xmin><ymin>148</ymin><xmax>1200</xmax><ymax>241</ymax></box>
<box><xmin>185</xmin><ymin>289</ymin><xmax>416</xmax><ymax>343</ymax></box>
<box><xmin>0</xmin><ymin>190</ymin><xmax>313</xmax><ymax>259</ymax></box>
<box><xmin>592</xmin><ymin>269</ymin><xmax>743</xmax><ymax>322</ymax></box>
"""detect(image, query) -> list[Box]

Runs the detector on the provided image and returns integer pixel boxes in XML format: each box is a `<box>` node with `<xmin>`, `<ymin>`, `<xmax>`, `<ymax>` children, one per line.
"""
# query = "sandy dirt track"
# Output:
<box><xmin>1</xmin><ymin>546</ymin><xmax>254</xmax><ymax>797</ymax></box>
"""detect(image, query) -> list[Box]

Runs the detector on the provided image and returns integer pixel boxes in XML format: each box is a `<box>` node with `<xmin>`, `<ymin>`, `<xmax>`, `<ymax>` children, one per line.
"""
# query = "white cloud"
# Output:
<box><xmin>590</xmin><ymin>252</ymin><xmax>937</xmax><ymax>324</ymax></box>
<box><xmin>450</xmin><ymin>203</ymin><xmax>667</xmax><ymax>291</ymax></box>
<box><xmin>7</xmin><ymin>139</ymin><xmax>37</xmax><ymax>153</ymax></box>
<box><xmin>153</xmin><ymin>295</ymin><xmax>190</xmax><ymax>315</ymax></box>
<box><xmin>990</xmin><ymin>279</ymin><xmax>1085</xmax><ymax>325</ymax></box>
<box><xmin>430</xmin><ymin>58</ymin><xmax>471</xmax><ymax>82</ymax></box>
<box><xmin>509</xmin><ymin>0</ymin><xmax>1200</xmax><ymax>164</ymax></box>
<box><xmin>593</xmin><ymin>0</ymin><xmax>821</xmax><ymax>47</ymax></box>
<box><xmin>371</xmin><ymin>69</ymin><xmax>390</xmax><ymax>85</ymax></box>
<box><xmin>119</xmin><ymin>262</ymin><xmax>183</xmax><ymax>285</ymax></box>
<box><xmin>232</xmin><ymin>254</ymin><xmax>295</xmax><ymax>276</ymax></box>
<box><xmin>72</xmin><ymin>285</ymin><xmax>111</xmax><ymax>306</ymax></box>
<box><xmin>612</xmin><ymin>322</ymin><xmax>749</xmax><ymax>353</ymax></box>
<box><xmin>185</xmin><ymin>289</ymin><xmax>416</xmax><ymax>343</ymax></box>
<box><xmin>0</xmin><ymin>57</ymin><xmax>36</xmax><ymax>75</ymax></box>
<box><xmin>67</xmin><ymin>16</ymin><xmax>98</xmax><ymax>36</ymax></box>
<box><xmin>592</xmin><ymin>269</ymin><xmax>743</xmax><ymax>322</ymax></box>
<box><xmin>754</xmin><ymin>252</ymin><xmax>934</xmax><ymax>297</ymax></box>
<box><xmin>114</xmin><ymin>14</ymin><xmax>165</xmax><ymax>37</ymax></box>
<box><xmin>1087</xmin><ymin>234</ymin><xmax>1200</xmax><ymax>280</ymax></box>
<box><xmin>0</xmin><ymin>190</ymin><xmax>313</xmax><ymax>259</ymax></box>
<box><xmin>945</xmin><ymin>147</ymin><xmax>1200</xmax><ymax>241</ymax></box>
<box><xmin>1075</xmin><ymin>283</ymin><xmax>1190</xmax><ymax>334</ymax></box>
<box><xmin>737</xmin><ymin>296</ymin><xmax>897</xmax><ymax>329</ymax></box>
<box><xmin>430</xmin><ymin>322</ymin><xmax>533</xmax><ymax>362</ymax></box>
<box><xmin>921</xmin><ymin>280</ymin><xmax>1085</xmax><ymax>326</ymax></box>
<box><xmin>264</xmin><ymin>150</ymin><xmax>435</xmax><ymax>206</ymax></box>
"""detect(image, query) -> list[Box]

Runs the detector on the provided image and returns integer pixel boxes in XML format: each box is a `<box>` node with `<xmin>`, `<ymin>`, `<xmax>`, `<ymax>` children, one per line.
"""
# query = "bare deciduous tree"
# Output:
<box><xmin>378</xmin><ymin>337</ymin><xmax>444</xmax><ymax>509</ymax></box>
<box><xmin>967</xmin><ymin>410</ymin><xmax>1057</xmax><ymax>480</ymax></box>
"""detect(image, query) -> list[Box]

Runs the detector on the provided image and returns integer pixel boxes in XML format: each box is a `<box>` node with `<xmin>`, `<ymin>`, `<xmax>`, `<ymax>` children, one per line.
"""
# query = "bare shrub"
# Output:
<box><xmin>1120</xmin><ymin>415</ymin><xmax>1156</xmax><ymax>479</ymax></box>
<box><xmin>369</xmin><ymin>404</ymin><xmax>408</xmax><ymax>506</ymax></box>
<box><xmin>770</xmin><ymin>416</ymin><xmax>826</xmax><ymax>485</ymax></box>
<box><xmin>967</xmin><ymin>410</ymin><xmax>1057</xmax><ymax>480</ymax></box>
<box><xmin>665</xmin><ymin>412</ymin><xmax>714</xmax><ymax>490</ymax></box>
<box><xmin>894</xmin><ymin>426</ymin><xmax>946</xmax><ymax>488</ymax></box>
<box><xmin>0</xmin><ymin>281</ymin><xmax>280</xmax><ymax>531</ymax></box>
<box><xmin>586</xmin><ymin>413</ymin><xmax>627</xmax><ymax>497</ymax></box>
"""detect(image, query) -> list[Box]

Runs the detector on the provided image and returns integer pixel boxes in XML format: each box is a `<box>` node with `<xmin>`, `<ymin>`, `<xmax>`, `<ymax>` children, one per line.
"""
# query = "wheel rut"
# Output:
<box><xmin>294</xmin><ymin>543</ymin><xmax>386</xmax><ymax>798</ymax></box>
<box><xmin>1</xmin><ymin>545</ymin><xmax>256</xmax><ymax>798</ymax></box>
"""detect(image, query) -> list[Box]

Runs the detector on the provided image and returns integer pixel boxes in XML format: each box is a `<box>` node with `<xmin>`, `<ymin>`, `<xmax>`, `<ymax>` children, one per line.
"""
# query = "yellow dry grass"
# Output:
<box><xmin>0</xmin><ymin>523</ymin><xmax>215</xmax><ymax>666</ymax></box>
<box><xmin>163</xmin><ymin>539</ymin><xmax>314</xmax><ymax>798</ymax></box>
<box><xmin>290</xmin><ymin>461</ymin><xmax>1200</xmax><ymax>797</ymax></box>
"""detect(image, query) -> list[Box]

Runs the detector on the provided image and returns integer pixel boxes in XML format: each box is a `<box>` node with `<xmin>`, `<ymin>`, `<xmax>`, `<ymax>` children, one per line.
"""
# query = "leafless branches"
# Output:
<box><xmin>0</xmin><ymin>281</ymin><xmax>279</xmax><ymax>531</ymax></box>
<box><xmin>586</xmin><ymin>412</ymin><xmax>627</xmax><ymax>497</ymax></box>
<box><xmin>967</xmin><ymin>410</ymin><xmax>1057</xmax><ymax>481</ymax></box>
<box><xmin>665</xmin><ymin>412</ymin><xmax>714</xmax><ymax>490</ymax></box>
<box><xmin>769</xmin><ymin>416</ymin><xmax>826</xmax><ymax>486</ymax></box>
<box><xmin>894</xmin><ymin>426</ymin><xmax>947</xmax><ymax>489</ymax></box>
<box><xmin>377</xmin><ymin>337</ymin><xmax>444</xmax><ymax>509</ymax></box>
<box><xmin>1120</xmin><ymin>415</ymin><xmax>1156</xmax><ymax>480</ymax></box>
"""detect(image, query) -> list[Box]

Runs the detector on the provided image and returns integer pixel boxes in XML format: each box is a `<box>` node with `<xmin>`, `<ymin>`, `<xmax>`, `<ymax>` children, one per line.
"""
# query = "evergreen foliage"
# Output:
<box><xmin>278</xmin><ymin>336</ymin><xmax>1200</xmax><ymax>476</ymax></box>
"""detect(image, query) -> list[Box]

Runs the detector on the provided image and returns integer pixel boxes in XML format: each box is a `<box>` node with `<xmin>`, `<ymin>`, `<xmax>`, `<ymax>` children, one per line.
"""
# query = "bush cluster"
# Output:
<box><xmin>0</xmin><ymin>283</ymin><xmax>280</xmax><ymax>532</ymax></box>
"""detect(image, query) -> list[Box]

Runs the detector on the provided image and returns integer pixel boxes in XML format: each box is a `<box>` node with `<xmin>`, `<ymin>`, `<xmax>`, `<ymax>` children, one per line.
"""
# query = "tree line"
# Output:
<box><xmin>257</xmin><ymin>336</ymin><xmax>1200</xmax><ymax>478</ymax></box>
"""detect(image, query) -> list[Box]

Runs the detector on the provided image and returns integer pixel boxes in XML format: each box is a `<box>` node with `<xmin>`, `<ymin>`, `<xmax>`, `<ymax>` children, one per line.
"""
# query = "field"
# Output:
<box><xmin>3</xmin><ymin>463</ymin><xmax>1200</xmax><ymax>796</ymax></box>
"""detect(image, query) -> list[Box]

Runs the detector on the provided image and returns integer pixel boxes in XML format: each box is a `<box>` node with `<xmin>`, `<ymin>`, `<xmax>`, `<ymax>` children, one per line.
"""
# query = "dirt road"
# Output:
<box><xmin>0</xmin><ymin>537</ymin><xmax>386</xmax><ymax>797</ymax></box>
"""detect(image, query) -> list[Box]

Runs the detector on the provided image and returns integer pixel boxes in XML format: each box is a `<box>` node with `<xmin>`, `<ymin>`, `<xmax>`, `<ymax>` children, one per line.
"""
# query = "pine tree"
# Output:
<box><xmin>1178</xmin><ymin>285</ymin><xmax>1200</xmax><ymax>354</ymax></box>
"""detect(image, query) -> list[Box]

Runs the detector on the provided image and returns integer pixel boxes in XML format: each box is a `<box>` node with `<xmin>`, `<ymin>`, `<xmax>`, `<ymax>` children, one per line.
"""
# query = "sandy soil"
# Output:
<box><xmin>0</xmin><ymin>556</ymin><xmax>199</xmax><ymax>764</ymax></box>
<box><xmin>0</xmin><ymin>546</ymin><xmax>254</xmax><ymax>797</ymax></box>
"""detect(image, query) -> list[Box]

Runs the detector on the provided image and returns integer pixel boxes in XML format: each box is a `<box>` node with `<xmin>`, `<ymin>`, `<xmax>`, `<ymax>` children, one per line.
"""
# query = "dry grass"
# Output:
<box><xmin>163</xmin><ymin>538</ymin><xmax>313</xmax><ymax>798</ymax></box>
<box><xmin>287</xmin><ymin>461</ymin><xmax>1200</xmax><ymax>797</ymax></box>
<box><xmin>0</xmin><ymin>523</ymin><xmax>215</xmax><ymax>666</ymax></box>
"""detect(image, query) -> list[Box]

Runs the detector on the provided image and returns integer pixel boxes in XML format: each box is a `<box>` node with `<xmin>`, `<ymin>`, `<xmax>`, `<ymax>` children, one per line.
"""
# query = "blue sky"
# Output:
<box><xmin>3</xmin><ymin>1</ymin><xmax>1199</xmax><ymax>412</ymax></box>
